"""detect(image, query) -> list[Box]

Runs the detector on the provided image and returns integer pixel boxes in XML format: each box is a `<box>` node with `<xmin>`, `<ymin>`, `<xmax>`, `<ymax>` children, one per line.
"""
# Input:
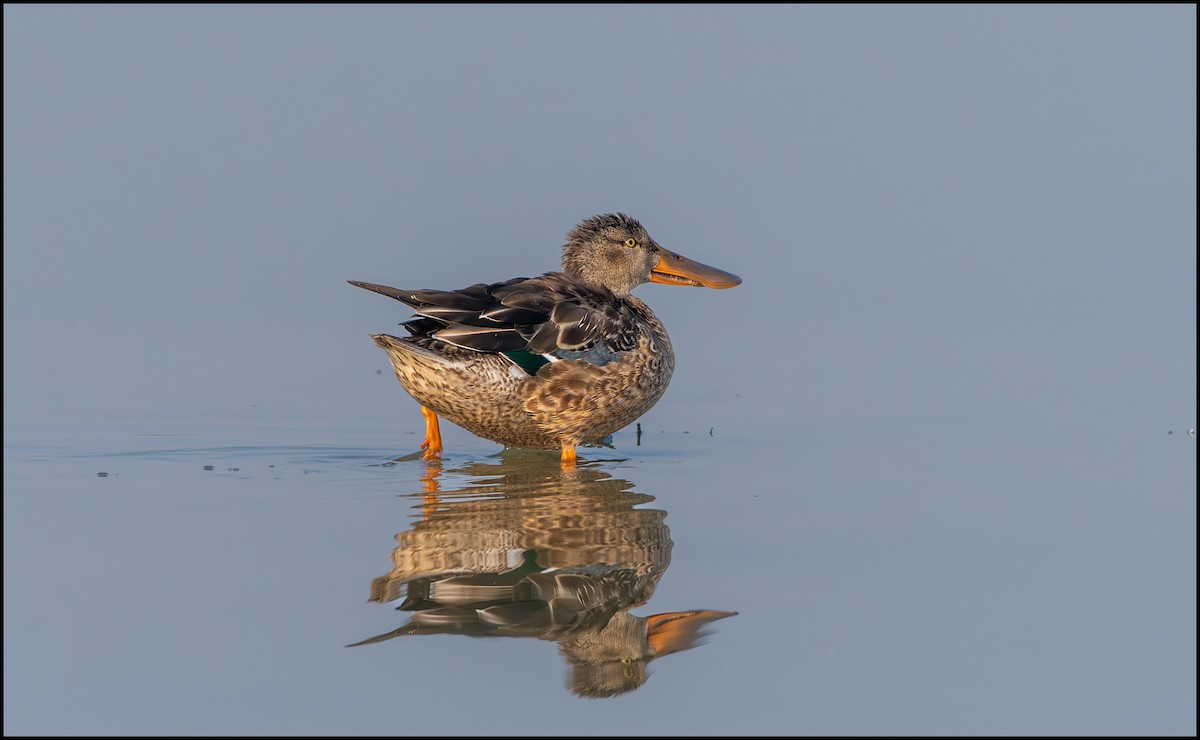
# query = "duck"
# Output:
<box><xmin>349</xmin><ymin>213</ymin><xmax>741</xmax><ymax>465</ymax></box>
<box><xmin>347</xmin><ymin>549</ymin><xmax>736</xmax><ymax>699</ymax></box>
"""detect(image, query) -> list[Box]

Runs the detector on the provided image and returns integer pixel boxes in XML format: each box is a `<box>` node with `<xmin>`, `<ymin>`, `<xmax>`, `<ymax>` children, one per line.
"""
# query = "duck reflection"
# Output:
<box><xmin>348</xmin><ymin>451</ymin><xmax>736</xmax><ymax>698</ymax></box>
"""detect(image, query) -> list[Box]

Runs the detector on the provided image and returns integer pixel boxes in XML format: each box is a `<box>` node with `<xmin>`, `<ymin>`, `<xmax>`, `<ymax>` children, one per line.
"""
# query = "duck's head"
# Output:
<box><xmin>562</xmin><ymin>213</ymin><xmax>742</xmax><ymax>297</ymax></box>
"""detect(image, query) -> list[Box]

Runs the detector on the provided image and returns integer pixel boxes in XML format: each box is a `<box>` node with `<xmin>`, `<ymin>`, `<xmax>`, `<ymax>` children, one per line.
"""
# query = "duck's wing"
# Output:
<box><xmin>348</xmin><ymin>274</ymin><xmax>638</xmax><ymax>361</ymax></box>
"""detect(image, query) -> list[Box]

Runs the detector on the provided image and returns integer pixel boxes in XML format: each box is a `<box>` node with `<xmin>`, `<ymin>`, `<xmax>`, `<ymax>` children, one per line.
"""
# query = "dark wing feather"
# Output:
<box><xmin>478</xmin><ymin>305</ymin><xmax>547</xmax><ymax>324</ymax></box>
<box><xmin>401</xmin><ymin>316</ymin><xmax>443</xmax><ymax>336</ymax></box>
<box><xmin>348</xmin><ymin>273</ymin><xmax>638</xmax><ymax>361</ymax></box>
<box><xmin>347</xmin><ymin>281</ymin><xmax>418</xmax><ymax>304</ymax></box>
<box><xmin>492</xmin><ymin>283</ymin><xmax>558</xmax><ymax>312</ymax></box>
<box><xmin>430</xmin><ymin>324</ymin><xmax>529</xmax><ymax>352</ymax></box>
<box><xmin>525</xmin><ymin>322</ymin><xmax>563</xmax><ymax>354</ymax></box>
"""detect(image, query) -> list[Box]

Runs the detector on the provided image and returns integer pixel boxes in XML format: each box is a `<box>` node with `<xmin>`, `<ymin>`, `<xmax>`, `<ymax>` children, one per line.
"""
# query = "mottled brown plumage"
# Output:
<box><xmin>350</xmin><ymin>213</ymin><xmax>741</xmax><ymax>463</ymax></box>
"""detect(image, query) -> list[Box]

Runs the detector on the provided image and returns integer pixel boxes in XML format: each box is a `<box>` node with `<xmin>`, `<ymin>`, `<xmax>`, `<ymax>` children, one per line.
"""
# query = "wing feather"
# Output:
<box><xmin>349</xmin><ymin>273</ymin><xmax>642</xmax><ymax>369</ymax></box>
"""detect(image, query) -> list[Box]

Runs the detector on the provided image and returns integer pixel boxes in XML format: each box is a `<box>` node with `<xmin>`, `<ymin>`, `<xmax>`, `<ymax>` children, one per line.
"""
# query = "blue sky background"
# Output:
<box><xmin>6</xmin><ymin>5</ymin><xmax>1194</xmax><ymax>434</ymax></box>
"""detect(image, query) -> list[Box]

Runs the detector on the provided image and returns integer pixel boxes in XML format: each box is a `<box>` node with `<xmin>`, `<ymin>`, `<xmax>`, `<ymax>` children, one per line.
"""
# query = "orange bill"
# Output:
<box><xmin>650</xmin><ymin>250</ymin><xmax>742</xmax><ymax>289</ymax></box>
<box><xmin>646</xmin><ymin>609</ymin><xmax>739</xmax><ymax>656</ymax></box>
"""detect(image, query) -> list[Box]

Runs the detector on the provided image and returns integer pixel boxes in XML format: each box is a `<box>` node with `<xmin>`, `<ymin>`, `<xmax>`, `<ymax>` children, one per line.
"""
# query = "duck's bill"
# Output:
<box><xmin>645</xmin><ymin>609</ymin><xmax>739</xmax><ymax>657</ymax></box>
<box><xmin>650</xmin><ymin>250</ymin><xmax>742</xmax><ymax>289</ymax></box>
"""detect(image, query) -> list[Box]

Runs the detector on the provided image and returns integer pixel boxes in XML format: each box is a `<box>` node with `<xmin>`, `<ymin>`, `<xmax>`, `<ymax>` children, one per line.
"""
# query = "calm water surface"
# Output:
<box><xmin>3</xmin><ymin>399</ymin><xmax>1194</xmax><ymax>735</ymax></box>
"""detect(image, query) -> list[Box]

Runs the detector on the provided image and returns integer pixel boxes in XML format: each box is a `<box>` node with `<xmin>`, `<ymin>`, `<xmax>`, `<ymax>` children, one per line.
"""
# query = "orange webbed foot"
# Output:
<box><xmin>419</xmin><ymin>407</ymin><xmax>443</xmax><ymax>460</ymax></box>
<box><xmin>560</xmin><ymin>444</ymin><xmax>577</xmax><ymax>468</ymax></box>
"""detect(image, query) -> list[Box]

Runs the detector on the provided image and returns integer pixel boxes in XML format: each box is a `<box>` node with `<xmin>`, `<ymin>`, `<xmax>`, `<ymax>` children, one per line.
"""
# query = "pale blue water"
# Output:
<box><xmin>4</xmin><ymin>400</ymin><xmax>1195</xmax><ymax>735</ymax></box>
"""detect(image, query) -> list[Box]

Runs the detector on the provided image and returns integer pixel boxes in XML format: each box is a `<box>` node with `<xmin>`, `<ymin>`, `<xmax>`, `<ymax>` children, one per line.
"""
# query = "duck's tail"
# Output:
<box><xmin>370</xmin><ymin>333</ymin><xmax>441</xmax><ymax>361</ymax></box>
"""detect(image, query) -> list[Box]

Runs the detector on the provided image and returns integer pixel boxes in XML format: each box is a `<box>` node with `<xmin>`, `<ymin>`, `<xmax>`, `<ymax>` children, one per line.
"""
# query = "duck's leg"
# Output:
<box><xmin>419</xmin><ymin>406</ymin><xmax>443</xmax><ymax>460</ymax></box>
<box><xmin>419</xmin><ymin>460</ymin><xmax>442</xmax><ymax>522</ymax></box>
<box><xmin>560</xmin><ymin>444</ymin><xmax>577</xmax><ymax>467</ymax></box>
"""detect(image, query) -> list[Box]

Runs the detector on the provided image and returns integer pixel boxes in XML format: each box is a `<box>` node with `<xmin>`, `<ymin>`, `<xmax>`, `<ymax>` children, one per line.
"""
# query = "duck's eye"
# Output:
<box><xmin>624</xmin><ymin>238</ymin><xmax>638</xmax><ymax>248</ymax></box>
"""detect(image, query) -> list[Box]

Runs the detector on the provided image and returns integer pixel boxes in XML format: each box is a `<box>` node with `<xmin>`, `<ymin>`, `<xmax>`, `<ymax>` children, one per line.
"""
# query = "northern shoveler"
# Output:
<box><xmin>347</xmin><ymin>548</ymin><xmax>736</xmax><ymax>698</ymax></box>
<box><xmin>350</xmin><ymin>213</ymin><xmax>741</xmax><ymax>464</ymax></box>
